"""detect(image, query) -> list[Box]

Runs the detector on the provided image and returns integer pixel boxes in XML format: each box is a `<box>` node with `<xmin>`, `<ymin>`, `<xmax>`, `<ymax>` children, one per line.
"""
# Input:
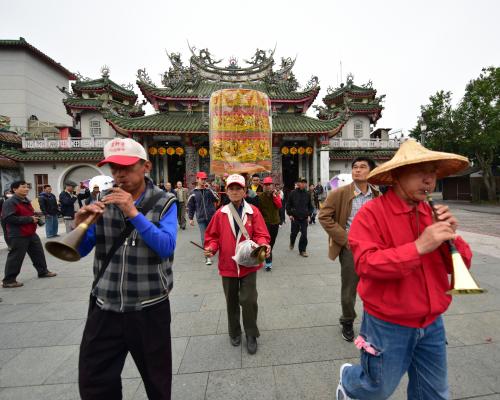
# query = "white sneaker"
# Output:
<box><xmin>336</xmin><ymin>363</ymin><xmax>353</xmax><ymax>400</ymax></box>
<box><xmin>205</xmin><ymin>257</ymin><xmax>212</xmax><ymax>265</ymax></box>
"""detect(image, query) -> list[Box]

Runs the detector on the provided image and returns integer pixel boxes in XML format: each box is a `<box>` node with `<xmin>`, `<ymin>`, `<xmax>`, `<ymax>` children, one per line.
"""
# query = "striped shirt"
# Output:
<box><xmin>346</xmin><ymin>184</ymin><xmax>374</xmax><ymax>231</ymax></box>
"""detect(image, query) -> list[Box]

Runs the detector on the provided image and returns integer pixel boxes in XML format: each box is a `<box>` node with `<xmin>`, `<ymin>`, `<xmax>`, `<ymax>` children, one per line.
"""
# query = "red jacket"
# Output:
<box><xmin>205</xmin><ymin>201</ymin><xmax>270</xmax><ymax>278</ymax></box>
<box><xmin>348</xmin><ymin>189</ymin><xmax>472</xmax><ymax>328</ymax></box>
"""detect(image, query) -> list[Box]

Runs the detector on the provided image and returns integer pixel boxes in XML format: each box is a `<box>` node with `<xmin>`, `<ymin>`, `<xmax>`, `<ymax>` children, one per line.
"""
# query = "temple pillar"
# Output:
<box><xmin>320</xmin><ymin>149</ymin><xmax>330</xmax><ymax>184</ymax></box>
<box><xmin>312</xmin><ymin>139</ymin><xmax>318</xmax><ymax>184</ymax></box>
<box><xmin>185</xmin><ymin>145</ymin><xmax>197</xmax><ymax>188</ymax></box>
<box><xmin>271</xmin><ymin>145</ymin><xmax>282</xmax><ymax>185</ymax></box>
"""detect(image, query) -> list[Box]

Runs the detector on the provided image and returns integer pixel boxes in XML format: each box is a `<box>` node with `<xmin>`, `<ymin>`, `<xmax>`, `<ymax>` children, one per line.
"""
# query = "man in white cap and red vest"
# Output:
<box><xmin>257</xmin><ymin>176</ymin><xmax>282</xmax><ymax>271</ymax></box>
<box><xmin>336</xmin><ymin>140</ymin><xmax>473</xmax><ymax>400</ymax></box>
<box><xmin>74</xmin><ymin>138</ymin><xmax>178</xmax><ymax>400</ymax></box>
<box><xmin>187</xmin><ymin>171</ymin><xmax>219</xmax><ymax>265</ymax></box>
<box><xmin>204</xmin><ymin>174</ymin><xmax>270</xmax><ymax>355</ymax></box>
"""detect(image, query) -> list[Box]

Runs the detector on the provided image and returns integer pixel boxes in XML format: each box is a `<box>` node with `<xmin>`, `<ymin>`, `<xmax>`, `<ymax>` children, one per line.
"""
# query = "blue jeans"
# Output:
<box><xmin>45</xmin><ymin>214</ymin><xmax>59</xmax><ymax>238</ymax></box>
<box><xmin>197</xmin><ymin>220</ymin><xmax>208</xmax><ymax>247</ymax></box>
<box><xmin>343</xmin><ymin>311</ymin><xmax>448</xmax><ymax>400</ymax></box>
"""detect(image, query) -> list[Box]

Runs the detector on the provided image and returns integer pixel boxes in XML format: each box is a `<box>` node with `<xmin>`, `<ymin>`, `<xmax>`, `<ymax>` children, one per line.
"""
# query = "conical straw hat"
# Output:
<box><xmin>368</xmin><ymin>139</ymin><xmax>469</xmax><ymax>185</ymax></box>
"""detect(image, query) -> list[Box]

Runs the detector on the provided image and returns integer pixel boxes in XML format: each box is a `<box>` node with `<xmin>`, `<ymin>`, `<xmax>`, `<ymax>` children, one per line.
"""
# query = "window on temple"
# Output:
<box><xmin>90</xmin><ymin>120</ymin><xmax>101</xmax><ymax>137</ymax></box>
<box><xmin>34</xmin><ymin>174</ymin><xmax>48</xmax><ymax>197</ymax></box>
<box><xmin>354</xmin><ymin>120</ymin><xmax>363</xmax><ymax>138</ymax></box>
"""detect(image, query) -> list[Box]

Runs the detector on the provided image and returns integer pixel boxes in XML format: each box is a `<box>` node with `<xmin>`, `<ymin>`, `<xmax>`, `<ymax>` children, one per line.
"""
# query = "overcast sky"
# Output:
<box><xmin>3</xmin><ymin>0</ymin><xmax>499</xmax><ymax>134</ymax></box>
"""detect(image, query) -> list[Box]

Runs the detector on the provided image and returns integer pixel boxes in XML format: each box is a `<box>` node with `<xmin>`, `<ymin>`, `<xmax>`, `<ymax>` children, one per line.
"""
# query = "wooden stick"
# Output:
<box><xmin>190</xmin><ymin>241</ymin><xmax>205</xmax><ymax>251</ymax></box>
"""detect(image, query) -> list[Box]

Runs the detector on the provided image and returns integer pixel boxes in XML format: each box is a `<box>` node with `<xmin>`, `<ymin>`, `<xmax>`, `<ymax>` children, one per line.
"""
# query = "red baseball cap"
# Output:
<box><xmin>263</xmin><ymin>177</ymin><xmax>273</xmax><ymax>184</ymax></box>
<box><xmin>97</xmin><ymin>138</ymin><xmax>148</xmax><ymax>167</ymax></box>
<box><xmin>196</xmin><ymin>171</ymin><xmax>208</xmax><ymax>179</ymax></box>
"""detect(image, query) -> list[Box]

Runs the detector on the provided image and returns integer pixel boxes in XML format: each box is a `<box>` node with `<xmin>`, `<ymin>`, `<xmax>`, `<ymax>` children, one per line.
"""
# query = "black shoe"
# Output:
<box><xmin>230</xmin><ymin>335</ymin><xmax>241</xmax><ymax>347</ymax></box>
<box><xmin>289</xmin><ymin>243</ymin><xmax>294</xmax><ymax>250</ymax></box>
<box><xmin>341</xmin><ymin>322</ymin><xmax>355</xmax><ymax>342</ymax></box>
<box><xmin>299</xmin><ymin>251</ymin><xmax>309</xmax><ymax>257</ymax></box>
<box><xmin>246</xmin><ymin>335</ymin><xmax>258</xmax><ymax>354</ymax></box>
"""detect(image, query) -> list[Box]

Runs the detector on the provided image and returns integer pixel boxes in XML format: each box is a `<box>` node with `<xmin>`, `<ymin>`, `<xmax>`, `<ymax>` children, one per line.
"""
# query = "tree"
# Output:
<box><xmin>411</xmin><ymin>67</ymin><xmax>500</xmax><ymax>202</ymax></box>
<box><xmin>455</xmin><ymin>67</ymin><xmax>500</xmax><ymax>202</ymax></box>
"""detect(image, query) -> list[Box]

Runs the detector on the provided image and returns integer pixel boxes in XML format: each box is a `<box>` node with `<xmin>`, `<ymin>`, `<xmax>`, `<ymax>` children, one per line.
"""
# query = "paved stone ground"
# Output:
<box><xmin>0</xmin><ymin>202</ymin><xmax>499</xmax><ymax>399</ymax></box>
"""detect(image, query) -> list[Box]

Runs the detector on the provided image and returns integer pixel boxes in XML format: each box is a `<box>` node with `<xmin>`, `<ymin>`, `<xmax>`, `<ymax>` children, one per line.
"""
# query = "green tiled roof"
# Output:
<box><xmin>63</xmin><ymin>98</ymin><xmax>144</xmax><ymax>116</ymax></box>
<box><xmin>0</xmin><ymin>148</ymin><xmax>103</xmax><ymax>162</ymax></box>
<box><xmin>73</xmin><ymin>78</ymin><xmax>137</xmax><ymax>99</ymax></box>
<box><xmin>324</xmin><ymin>83</ymin><xmax>376</xmax><ymax>103</ymax></box>
<box><xmin>106</xmin><ymin>112</ymin><xmax>345</xmax><ymax>135</ymax></box>
<box><xmin>330</xmin><ymin>102</ymin><xmax>383</xmax><ymax>113</ymax></box>
<box><xmin>138</xmin><ymin>81</ymin><xmax>318</xmax><ymax>101</ymax></box>
<box><xmin>0</xmin><ymin>38</ymin><xmax>75</xmax><ymax>79</ymax></box>
<box><xmin>329</xmin><ymin>150</ymin><xmax>395</xmax><ymax>160</ymax></box>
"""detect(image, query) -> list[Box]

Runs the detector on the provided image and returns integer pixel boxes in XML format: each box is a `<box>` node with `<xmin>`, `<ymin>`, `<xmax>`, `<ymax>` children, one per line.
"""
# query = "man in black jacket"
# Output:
<box><xmin>59</xmin><ymin>182</ymin><xmax>78</xmax><ymax>233</ymax></box>
<box><xmin>2</xmin><ymin>180</ymin><xmax>57</xmax><ymax>288</ymax></box>
<box><xmin>286</xmin><ymin>178</ymin><xmax>313</xmax><ymax>257</ymax></box>
<box><xmin>38</xmin><ymin>184</ymin><xmax>59</xmax><ymax>238</ymax></box>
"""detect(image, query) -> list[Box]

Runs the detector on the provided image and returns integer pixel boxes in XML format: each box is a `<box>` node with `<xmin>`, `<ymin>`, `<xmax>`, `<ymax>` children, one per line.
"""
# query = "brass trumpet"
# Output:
<box><xmin>45</xmin><ymin>176</ymin><xmax>115</xmax><ymax>262</ymax></box>
<box><xmin>425</xmin><ymin>192</ymin><xmax>485</xmax><ymax>295</ymax></box>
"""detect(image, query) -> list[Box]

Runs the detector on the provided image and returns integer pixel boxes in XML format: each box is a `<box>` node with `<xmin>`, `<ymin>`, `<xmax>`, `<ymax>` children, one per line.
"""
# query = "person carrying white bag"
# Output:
<box><xmin>204</xmin><ymin>174</ymin><xmax>270</xmax><ymax>355</ymax></box>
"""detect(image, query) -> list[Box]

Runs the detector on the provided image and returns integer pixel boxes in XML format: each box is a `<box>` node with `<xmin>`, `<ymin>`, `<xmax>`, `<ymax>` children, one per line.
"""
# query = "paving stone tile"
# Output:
<box><xmin>274</xmin><ymin>361</ymin><xmax>338</xmax><ymax>400</ymax></box>
<box><xmin>22</xmin><ymin>301</ymin><xmax>88</xmax><ymax>322</ymax></box>
<box><xmin>44</xmin><ymin>347</ymin><xmax>79</xmax><ymax>384</ymax></box>
<box><xmin>0</xmin><ymin>319</ymin><xmax>84</xmax><ymax>349</ymax></box>
<box><xmin>242</xmin><ymin>326</ymin><xmax>359</xmax><ymax>368</ymax></box>
<box><xmin>172</xmin><ymin>310</ymin><xmax>220</xmax><ymax>337</ymax></box>
<box><xmin>0</xmin><ymin>346</ymin><xmax>75</xmax><ymax>387</ymax></box>
<box><xmin>0</xmin><ymin>349</ymin><xmax>23</xmax><ymax>369</ymax></box>
<box><xmin>132</xmin><ymin>373</ymin><xmax>208</xmax><ymax>400</ymax></box>
<box><xmin>448</xmin><ymin>345</ymin><xmax>497</xmax><ymax>399</ymax></box>
<box><xmin>170</xmin><ymin>293</ymin><xmax>205</xmax><ymax>313</ymax></box>
<box><xmin>444</xmin><ymin>312</ymin><xmax>500</xmax><ymax>345</ymax></box>
<box><xmin>178</xmin><ymin>335</ymin><xmax>241</xmax><ymax>374</ymax></box>
<box><xmin>205</xmin><ymin>366</ymin><xmax>275</xmax><ymax>400</ymax></box>
<box><xmin>0</xmin><ymin>383</ymin><xmax>80</xmax><ymax>400</ymax></box>
<box><xmin>0</xmin><ymin>303</ymin><xmax>43</xmax><ymax>323</ymax></box>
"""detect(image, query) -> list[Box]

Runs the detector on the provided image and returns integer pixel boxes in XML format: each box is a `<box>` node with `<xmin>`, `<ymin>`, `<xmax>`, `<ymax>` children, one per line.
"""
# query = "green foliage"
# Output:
<box><xmin>411</xmin><ymin>67</ymin><xmax>500</xmax><ymax>201</ymax></box>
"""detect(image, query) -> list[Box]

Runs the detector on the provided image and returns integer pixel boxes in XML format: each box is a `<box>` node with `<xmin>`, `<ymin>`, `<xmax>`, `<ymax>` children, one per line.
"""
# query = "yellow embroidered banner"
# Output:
<box><xmin>209</xmin><ymin>89</ymin><xmax>272</xmax><ymax>175</ymax></box>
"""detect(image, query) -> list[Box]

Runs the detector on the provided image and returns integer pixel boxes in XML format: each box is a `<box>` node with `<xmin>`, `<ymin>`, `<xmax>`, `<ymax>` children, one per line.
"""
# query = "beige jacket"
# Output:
<box><xmin>318</xmin><ymin>182</ymin><xmax>380</xmax><ymax>261</ymax></box>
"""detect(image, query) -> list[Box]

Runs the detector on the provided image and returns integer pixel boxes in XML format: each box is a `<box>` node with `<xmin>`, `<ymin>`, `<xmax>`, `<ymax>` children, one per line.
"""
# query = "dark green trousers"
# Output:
<box><xmin>339</xmin><ymin>247</ymin><xmax>359</xmax><ymax>324</ymax></box>
<box><xmin>222</xmin><ymin>272</ymin><xmax>259</xmax><ymax>338</ymax></box>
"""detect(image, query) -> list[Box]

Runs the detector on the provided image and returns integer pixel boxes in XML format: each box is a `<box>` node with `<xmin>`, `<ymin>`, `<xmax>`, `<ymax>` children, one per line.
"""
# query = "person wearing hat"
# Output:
<box><xmin>84</xmin><ymin>184</ymin><xmax>101</xmax><ymax>205</ymax></box>
<box><xmin>336</xmin><ymin>140</ymin><xmax>473</xmax><ymax>400</ymax></box>
<box><xmin>286</xmin><ymin>178</ymin><xmax>314</xmax><ymax>257</ymax></box>
<box><xmin>257</xmin><ymin>176</ymin><xmax>282</xmax><ymax>270</ymax></box>
<box><xmin>318</xmin><ymin>157</ymin><xmax>380</xmax><ymax>342</ymax></box>
<box><xmin>74</xmin><ymin>138</ymin><xmax>178</xmax><ymax>400</ymax></box>
<box><xmin>59</xmin><ymin>181</ymin><xmax>78</xmax><ymax>233</ymax></box>
<box><xmin>187</xmin><ymin>171</ymin><xmax>219</xmax><ymax>265</ymax></box>
<box><xmin>204</xmin><ymin>174</ymin><xmax>270</xmax><ymax>354</ymax></box>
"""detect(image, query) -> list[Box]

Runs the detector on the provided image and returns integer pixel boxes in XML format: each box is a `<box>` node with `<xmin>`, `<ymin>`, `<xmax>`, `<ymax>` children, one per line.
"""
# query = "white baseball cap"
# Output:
<box><xmin>97</xmin><ymin>138</ymin><xmax>148</xmax><ymax>167</ymax></box>
<box><xmin>226</xmin><ymin>174</ymin><xmax>246</xmax><ymax>188</ymax></box>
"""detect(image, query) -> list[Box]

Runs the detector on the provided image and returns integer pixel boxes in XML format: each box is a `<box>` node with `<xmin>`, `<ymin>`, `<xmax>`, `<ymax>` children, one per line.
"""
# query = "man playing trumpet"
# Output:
<box><xmin>336</xmin><ymin>140</ymin><xmax>473</xmax><ymax>400</ymax></box>
<box><xmin>74</xmin><ymin>138</ymin><xmax>178</xmax><ymax>400</ymax></box>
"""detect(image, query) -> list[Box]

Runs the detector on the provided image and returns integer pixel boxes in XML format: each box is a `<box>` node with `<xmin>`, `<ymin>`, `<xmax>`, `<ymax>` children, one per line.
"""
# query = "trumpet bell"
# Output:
<box><xmin>447</xmin><ymin>250</ymin><xmax>486</xmax><ymax>295</ymax></box>
<box><xmin>44</xmin><ymin>223</ymin><xmax>89</xmax><ymax>262</ymax></box>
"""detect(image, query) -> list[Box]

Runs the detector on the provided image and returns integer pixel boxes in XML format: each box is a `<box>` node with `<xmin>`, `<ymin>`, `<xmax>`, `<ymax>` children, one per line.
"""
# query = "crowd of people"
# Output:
<box><xmin>0</xmin><ymin>137</ymin><xmax>474</xmax><ymax>400</ymax></box>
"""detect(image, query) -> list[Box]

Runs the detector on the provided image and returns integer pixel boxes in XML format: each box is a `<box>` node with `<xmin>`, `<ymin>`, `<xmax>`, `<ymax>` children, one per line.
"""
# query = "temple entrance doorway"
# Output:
<box><xmin>281</xmin><ymin>153</ymin><xmax>299</xmax><ymax>191</ymax></box>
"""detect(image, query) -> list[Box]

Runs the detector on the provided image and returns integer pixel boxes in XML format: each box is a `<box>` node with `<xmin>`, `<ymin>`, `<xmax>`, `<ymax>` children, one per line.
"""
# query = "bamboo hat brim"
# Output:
<box><xmin>367</xmin><ymin>139</ymin><xmax>469</xmax><ymax>185</ymax></box>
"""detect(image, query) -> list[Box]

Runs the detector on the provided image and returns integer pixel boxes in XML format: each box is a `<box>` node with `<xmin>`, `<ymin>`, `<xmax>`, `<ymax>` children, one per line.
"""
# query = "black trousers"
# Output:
<box><xmin>3</xmin><ymin>235</ymin><xmax>48</xmax><ymax>283</ymax></box>
<box><xmin>222</xmin><ymin>272</ymin><xmax>259</xmax><ymax>338</ymax></box>
<box><xmin>290</xmin><ymin>218</ymin><xmax>308</xmax><ymax>252</ymax></box>
<box><xmin>265</xmin><ymin>223</ymin><xmax>279</xmax><ymax>263</ymax></box>
<box><xmin>79</xmin><ymin>299</ymin><xmax>172</xmax><ymax>400</ymax></box>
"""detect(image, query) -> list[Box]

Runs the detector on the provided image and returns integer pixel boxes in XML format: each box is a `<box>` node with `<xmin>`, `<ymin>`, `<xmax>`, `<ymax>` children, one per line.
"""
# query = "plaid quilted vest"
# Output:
<box><xmin>92</xmin><ymin>179</ymin><xmax>176</xmax><ymax>312</ymax></box>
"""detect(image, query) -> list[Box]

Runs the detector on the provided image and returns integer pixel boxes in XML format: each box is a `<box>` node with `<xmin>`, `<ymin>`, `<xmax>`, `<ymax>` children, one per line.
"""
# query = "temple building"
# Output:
<box><xmin>315</xmin><ymin>74</ymin><xmax>400</xmax><ymax>181</ymax></box>
<box><xmin>100</xmin><ymin>46</ymin><xmax>349</xmax><ymax>189</ymax></box>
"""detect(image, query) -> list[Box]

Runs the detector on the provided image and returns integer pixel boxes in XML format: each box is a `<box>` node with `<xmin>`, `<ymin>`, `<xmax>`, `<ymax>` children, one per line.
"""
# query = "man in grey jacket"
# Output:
<box><xmin>75</xmin><ymin>138</ymin><xmax>177</xmax><ymax>400</ymax></box>
<box><xmin>187</xmin><ymin>171</ymin><xmax>219</xmax><ymax>265</ymax></box>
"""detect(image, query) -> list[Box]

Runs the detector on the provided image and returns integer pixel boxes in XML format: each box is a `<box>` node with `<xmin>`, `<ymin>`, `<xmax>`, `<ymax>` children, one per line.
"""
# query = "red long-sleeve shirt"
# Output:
<box><xmin>348</xmin><ymin>189</ymin><xmax>472</xmax><ymax>328</ymax></box>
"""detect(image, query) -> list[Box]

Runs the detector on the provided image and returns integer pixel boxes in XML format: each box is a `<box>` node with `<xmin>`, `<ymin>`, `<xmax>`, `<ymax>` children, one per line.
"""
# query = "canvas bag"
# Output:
<box><xmin>228</xmin><ymin>203</ymin><xmax>266</xmax><ymax>267</ymax></box>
